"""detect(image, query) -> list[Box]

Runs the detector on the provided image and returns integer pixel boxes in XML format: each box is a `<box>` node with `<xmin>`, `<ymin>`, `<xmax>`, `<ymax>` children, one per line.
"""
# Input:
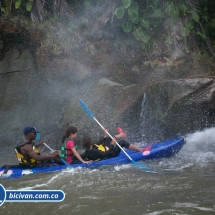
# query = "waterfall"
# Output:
<box><xmin>141</xmin><ymin>93</ymin><xmax>146</xmax><ymax>117</ymax></box>
<box><xmin>140</xmin><ymin>93</ymin><xmax>147</xmax><ymax>143</ymax></box>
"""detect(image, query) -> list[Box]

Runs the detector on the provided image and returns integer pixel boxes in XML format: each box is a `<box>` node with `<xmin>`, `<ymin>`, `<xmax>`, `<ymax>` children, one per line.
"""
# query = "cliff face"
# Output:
<box><xmin>0</xmin><ymin>23</ymin><xmax>215</xmax><ymax>148</ymax></box>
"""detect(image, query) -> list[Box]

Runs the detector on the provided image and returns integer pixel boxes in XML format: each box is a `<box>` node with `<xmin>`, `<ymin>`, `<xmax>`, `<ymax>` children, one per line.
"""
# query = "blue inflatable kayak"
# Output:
<box><xmin>0</xmin><ymin>137</ymin><xmax>185</xmax><ymax>179</ymax></box>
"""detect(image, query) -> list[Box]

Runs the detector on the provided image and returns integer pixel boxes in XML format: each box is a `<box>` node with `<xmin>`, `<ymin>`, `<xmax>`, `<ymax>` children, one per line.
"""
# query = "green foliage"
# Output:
<box><xmin>128</xmin><ymin>7</ymin><xmax>139</xmax><ymax>24</ymax></box>
<box><xmin>165</xmin><ymin>36</ymin><xmax>173</xmax><ymax>45</ymax></box>
<box><xmin>115</xmin><ymin>6</ymin><xmax>124</xmax><ymax>19</ymax></box>
<box><xmin>181</xmin><ymin>20</ymin><xmax>194</xmax><ymax>37</ymax></box>
<box><xmin>192</xmin><ymin>11</ymin><xmax>199</xmax><ymax>23</ymax></box>
<box><xmin>140</xmin><ymin>18</ymin><xmax>150</xmax><ymax>29</ymax></box>
<box><xmin>1</xmin><ymin>7</ymin><xmax>6</xmax><ymax>13</ymax></box>
<box><xmin>112</xmin><ymin>0</ymin><xmax>215</xmax><ymax>58</ymax></box>
<box><xmin>164</xmin><ymin>2</ymin><xmax>179</xmax><ymax>22</ymax></box>
<box><xmin>122</xmin><ymin>0</ymin><xmax>131</xmax><ymax>9</ymax></box>
<box><xmin>26</xmin><ymin>2</ymin><xmax>33</xmax><ymax>12</ymax></box>
<box><xmin>181</xmin><ymin>25</ymin><xmax>190</xmax><ymax>37</ymax></box>
<box><xmin>1</xmin><ymin>0</ymin><xmax>73</xmax><ymax>20</ymax></box>
<box><xmin>179</xmin><ymin>2</ymin><xmax>190</xmax><ymax>16</ymax></box>
<box><xmin>40</xmin><ymin>19</ymin><xmax>86</xmax><ymax>55</ymax></box>
<box><xmin>15</xmin><ymin>0</ymin><xmax>22</xmax><ymax>9</ymax></box>
<box><xmin>196</xmin><ymin>31</ymin><xmax>205</xmax><ymax>39</ymax></box>
<box><xmin>133</xmin><ymin>27</ymin><xmax>149</xmax><ymax>43</ymax></box>
<box><xmin>130</xmin><ymin>1</ymin><xmax>139</xmax><ymax>11</ymax></box>
<box><xmin>149</xmin><ymin>9</ymin><xmax>163</xmax><ymax>19</ymax></box>
<box><xmin>171</xmin><ymin>7</ymin><xmax>180</xmax><ymax>22</ymax></box>
<box><xmin>0</xmin><ymin>0</ymin><xmax>215</xmax><ymax>60</ymax></box>
<box><xmin>122</xmin><ymin>20</ymin><xmax>132</xmax><ymax>33</ymax></box>
<box><xmin>164</xmin><ymin>2</ymin><xmax>174</xmax><ymax>16</ymax></box>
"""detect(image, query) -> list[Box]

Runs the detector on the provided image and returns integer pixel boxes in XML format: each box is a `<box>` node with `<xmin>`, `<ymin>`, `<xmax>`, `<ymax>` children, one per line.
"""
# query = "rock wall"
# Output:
<box><xmin>0</xmin><ymin>34</ymin><xmax>215</xmax><ymax>150</ymax></box>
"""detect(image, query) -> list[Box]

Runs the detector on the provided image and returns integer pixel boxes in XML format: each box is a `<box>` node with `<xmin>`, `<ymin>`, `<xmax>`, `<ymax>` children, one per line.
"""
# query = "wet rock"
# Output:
<box><xmin>0</xmin><ymin>40</ymin><xmax>215</xmax><ymax>147</ymax></box>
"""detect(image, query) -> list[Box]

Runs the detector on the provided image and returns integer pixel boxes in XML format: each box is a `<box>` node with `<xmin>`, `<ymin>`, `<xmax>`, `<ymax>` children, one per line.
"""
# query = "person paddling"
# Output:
<box><xmin>15</xmin><ymin>126</ymin><xmax>62</xmax><ymax>168</ymax></box>
<box><xmin>82</xmin><ymin>127</ymin><xmax>151</xmax><ymax>161</ymax></box>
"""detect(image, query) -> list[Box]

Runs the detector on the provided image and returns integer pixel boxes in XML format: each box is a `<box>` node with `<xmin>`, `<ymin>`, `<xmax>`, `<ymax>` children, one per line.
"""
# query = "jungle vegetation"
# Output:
<box><xmin>0</xmin><ymin>0</ymin><xmax>215</xmax><ymax>63</ymax></box>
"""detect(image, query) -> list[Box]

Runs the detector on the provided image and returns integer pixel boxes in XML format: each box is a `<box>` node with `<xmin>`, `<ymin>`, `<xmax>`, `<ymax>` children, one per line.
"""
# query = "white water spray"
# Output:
<box><xmin>185</xmin><ymin>127</ymin><xmax>215</xmax><ymax>151</ymax></box>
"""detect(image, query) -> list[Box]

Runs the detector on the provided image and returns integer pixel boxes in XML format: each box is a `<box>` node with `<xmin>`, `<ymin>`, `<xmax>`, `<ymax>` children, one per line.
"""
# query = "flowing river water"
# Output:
<box><xmin>0</xmin><ymin>127</ymin><xmax>215</xmax><ymax>215</ymax></box>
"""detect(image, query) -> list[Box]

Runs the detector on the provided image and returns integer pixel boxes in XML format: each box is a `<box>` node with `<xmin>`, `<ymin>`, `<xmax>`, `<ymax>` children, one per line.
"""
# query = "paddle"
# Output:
<box><xmin>43</xmin><ymin>143</ymin><xmax>72</xmax><ymax>168</ymax></box>
<box><xmin>79</xmin><ymin>99</ymin><xmax>152</xmax><ymax>171</ymax></box>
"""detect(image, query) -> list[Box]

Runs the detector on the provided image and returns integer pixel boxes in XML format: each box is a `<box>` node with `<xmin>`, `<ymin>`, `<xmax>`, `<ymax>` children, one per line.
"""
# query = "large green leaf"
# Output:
<box><xmin>181</xmin><ymin>25</ymin><xmax>191</xmax><ymax>36</ymax></box>
<box><xmin>150</xmin><ymin>9</ymin><xmax>163</xmax><ymax>18</ymax></box>
<box><xmin>128</xmin><ymin>8</ymin><xmax>139</xmax><ymax>24</ymax></box>
<box><xmin>122</xmin><ymin>0</ymin><xmax>131</xmax><ymax>9</ymax></box>
<box><xmin>15</xmin><ymin>0</ymin><xmax>22</xmax><ymax>9</ymax></box>
<box><xmin>165</xmin><ymin>36</ymin><xmax>173</xmax><ymax>45</ymax></box>
<box><xmin>180</xmin><ymin>2</ymin><xmax>190</xmax><ymax>16</ymax></box>
<box><xmin>122</xmin><ymin>20</ymin><xmax>133</xmax><ymax>33</ymax></box>
<box><xmin>192</xmin><ymin>11</ymin><xmax>199</xmax><ymax>23</ymax></box>
<box><xmin>133</xmin><ymin>27</ymin><xmax>142</xmax><ymax>40</ymax></box>
<box><xmin>115</xmin><ymin>6</ymin><xmax>125</xmax><ymax>19</ymax></box>
<box><xmin>140</xmin><ymin>33</ymin><xmax>150</xmax><ymax>43</ymax></box>
<box><xmin>1</xmin><ymin>7</ymin><xmax>6</xmax><ymax>13</ymax></box>
<box><xmin>130</xmin><ymin>1</ymin><xmax>139</xmax><ymax>11</ymax></box>
<box><xmin>26</xmin><ymin>2</ymin><xmax>33</xmax><ymax>12</ymax></box>
<box><xmin>181</xmin><ymin>20</ymin><xmax>194</xmax><ymax>37</ymax></box>
<box><xmin>187</xmin><ymin>20</ymin><xmax>194</xmax><ymax>30</ymax></box>
<box><xmin>133</xmin><ymin>27</ymin><xmax>149</xmax><ymax>43</ymax></box>
<box><xmin>140</xmin><ymin>18</ymin><xmax>150</xmax><ymax>29</ymax></box>
<box><xmin>164</xmin><ymin>2</ymin><xmax>174</xmax><ymax>16</ymax></box>
<box><xmin>171</xmin><ymin>8</ymin><xmax>179</xmax><ymax>22</ymax></box>
<box><xmin>197</xmin><ymin>31</ymin><xmax>205</xmax><ymax>39</ymax></box>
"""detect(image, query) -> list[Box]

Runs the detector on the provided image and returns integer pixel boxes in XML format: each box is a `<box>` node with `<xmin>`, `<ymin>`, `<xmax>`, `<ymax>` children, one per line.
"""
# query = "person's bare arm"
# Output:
<box><xmin>23</xmin><ymin>145</ymin><xmax>59</xmax><ymax>161</ymax></box>
<box><xmin>71</xmin><ymin>147</ymin><xmax>90</xmax><ymax>164</ymax></box>
<box><xmin>34</xmin><ymin>140</ymin><xmax>44</xmax><ymax>148</ymax></box>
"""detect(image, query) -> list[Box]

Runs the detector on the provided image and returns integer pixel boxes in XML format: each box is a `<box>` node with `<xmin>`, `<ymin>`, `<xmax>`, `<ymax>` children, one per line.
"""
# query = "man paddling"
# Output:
<box><xmin>15</xmin><ymin>126</ymin><xmax>62</xmax><ymax>168</ymax></box>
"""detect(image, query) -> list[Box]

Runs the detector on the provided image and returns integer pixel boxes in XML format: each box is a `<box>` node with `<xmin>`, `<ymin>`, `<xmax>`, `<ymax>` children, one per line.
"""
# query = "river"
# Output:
<box><xmin>0</xmin><ymin>127</ymin><xmax>215</xmax><ymax>215</ymax></box>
